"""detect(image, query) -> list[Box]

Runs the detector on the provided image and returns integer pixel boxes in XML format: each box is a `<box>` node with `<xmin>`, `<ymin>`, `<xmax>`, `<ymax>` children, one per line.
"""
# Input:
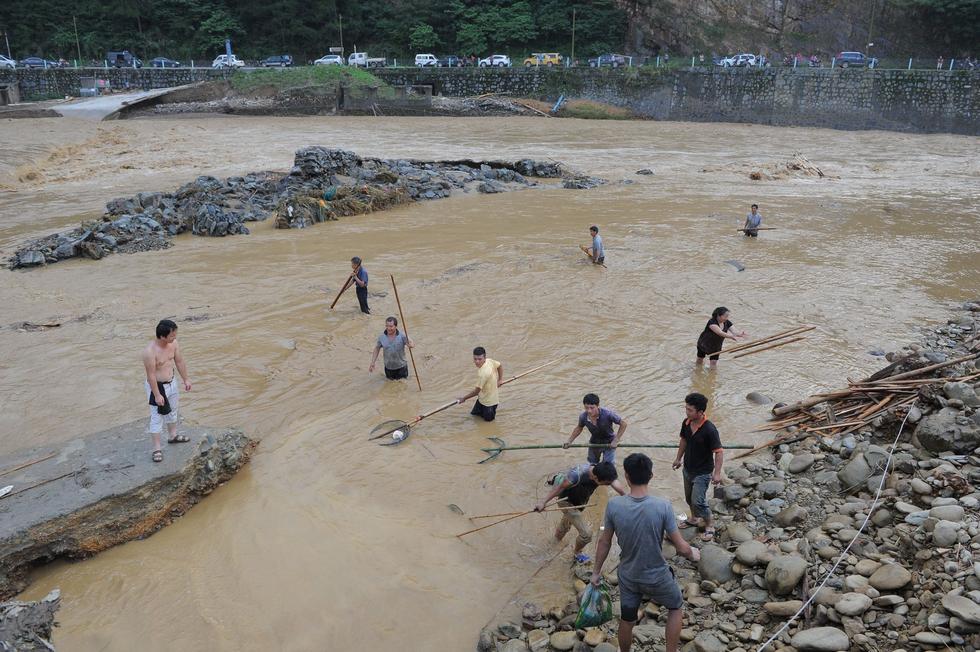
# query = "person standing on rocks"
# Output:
<box><xmin>742</xmin><ymin>203</ymin><xmax>763</xmax><ymax>237</ymax></box>
<box><xmin>564</xmin><ymin>393</ymin><xmax>628</xmax><ymax>464</ymax></box>
<box><xmin>695</xmin><ymin>306</ymin><xmax>747</xmax><ymax>367</ymax></box>
<box><xmin>671</xmin><ymin>392</ymin><xmax>723</xmax><ymax>541</ymax></box>
<box><xmin>368</xmin><ymin>316</ymin><xmax>414</xmax><ymax>380</ymax></box>
<box><xmin>350</xmin><ymin>256</ymin><xmax>370</xmax><ymax>314</ymax></box>
<box><xmin>534</xmin><ymin>461</ymin><xmax>626</xmax><ymax>563</ymax></box>
<box><xmin>141</xmin><ymin>319</ymin><xmax>192</xmax><ymax>463</ymax></box>
<box><xmin>585</xmin><ymin>225</ymin><xmax>605</xmax><ymax>264</ymax></box>
<box><xmin>592</xmin><ymin>453</ymin><xmax>700</xmax><ymax>652</ymax></box>
<box><xmin>456</xmin><ymin>347</ymin><xmax>502</xmax><ymax>421</ymax></box>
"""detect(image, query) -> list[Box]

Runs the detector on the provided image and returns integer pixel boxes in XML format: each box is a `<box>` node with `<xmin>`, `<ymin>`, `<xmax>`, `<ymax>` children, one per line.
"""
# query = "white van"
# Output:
<box><xmin>415</xmin><ymin>54</ymin><xmax>437</xmax><ymax>67</ymax></box>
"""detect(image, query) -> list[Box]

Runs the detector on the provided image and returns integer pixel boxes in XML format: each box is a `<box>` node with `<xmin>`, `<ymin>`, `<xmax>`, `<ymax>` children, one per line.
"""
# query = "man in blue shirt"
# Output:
<box><xmin>564</xmin><ymin>393</ymin><xmax>628</xmax><ymax>463</ymax></box>
<box><xmin>742</xmin><ymin>204</ymin><xmax>762</xmax><ymax>237</ymax></box>
<box><xmin>586</xmin><ymin>225</ymin><xmax>605</xmax><ymax>264</ymax></box>
<box><xmin>350</xmin><ymin>256</ymin><xmax>370</xmax><ymax>314</ymax></box>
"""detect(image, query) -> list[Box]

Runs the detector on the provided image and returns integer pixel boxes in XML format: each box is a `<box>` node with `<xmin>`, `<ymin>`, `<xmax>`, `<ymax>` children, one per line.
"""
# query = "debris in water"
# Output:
<box><xmin>725</xmin><ymin>260</ymin><xmax>746</xmax><ymax>272</ymax></box>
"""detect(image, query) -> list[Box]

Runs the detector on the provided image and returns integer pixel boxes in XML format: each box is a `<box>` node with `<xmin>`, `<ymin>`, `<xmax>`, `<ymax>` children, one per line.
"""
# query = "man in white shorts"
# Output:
<box><xmin>142</xmin><ymin>319</ymin><xmax>192</xmax><ymax>462</ymax></box>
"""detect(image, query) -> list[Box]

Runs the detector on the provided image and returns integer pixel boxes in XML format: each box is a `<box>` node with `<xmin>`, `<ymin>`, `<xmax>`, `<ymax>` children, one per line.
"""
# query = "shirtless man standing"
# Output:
<box><xmin>142</xmin><ymin>319</ymin><xmax>192</xmax><ymax>462</ymax></box>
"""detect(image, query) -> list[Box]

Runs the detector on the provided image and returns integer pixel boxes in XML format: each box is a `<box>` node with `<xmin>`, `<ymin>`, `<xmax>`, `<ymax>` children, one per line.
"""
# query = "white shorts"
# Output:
<box><xmin>146</xmin><ymin>378</ymin><xmax>180</xmax><ymax>433</ymax></box>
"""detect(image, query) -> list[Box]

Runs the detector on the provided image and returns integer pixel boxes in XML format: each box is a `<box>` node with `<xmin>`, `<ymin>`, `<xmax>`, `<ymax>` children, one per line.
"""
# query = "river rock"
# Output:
<box><xmin>632</xmin><ymin>622</ymin><xmax>665</xmax><ymax>644</ymax></box>
<box><xmin>758</xmin><ymin>480</ymin><xmax>786</xmax><ymax>498</ymax></box>
<box><xmin>735</xmin><ymin>540</ymin><xmax>769</xmax><ymax>566</ymax></box>
<box><xmin>838</xmin><ymin>454</ymin><xmax>872</xmax><ymax>493</ymax></box>
<box><xmin>929</xmin><ymin>504</ymin><xmax>965</xmax><ymax>521</ymax></box>
<box><xmin>764</xmin><ymin>600</ymin><xmax>804</xmax><ymax>616</ymax></box>
<box><xmin>790</xmin><ymin>627</ymin><xmax>849</xmax><ymax>651</ymax></box>
<box><xmin>593</xmin><ymin>645</ymin><xmax>617</xmax><ymax>652</ymax></box>
<box><xmin>868</xmin><ymin>564</ymin><xmax>912</xmax><ymax>591</ymax></box>
<box><xmin>526</xmin><ymin>629</ymin><xmax>549</xmax><ymax>651</ymax></box>
<box><xmin>765</xmin><ymin>555</ymin><xmax>808</xmax><ymax>595</ymax></box>
<box><xmin>933</xmin><ymin>521</ymin><xmax>959</xmax><ymax>546</ymax></box>
<box><xmin>583</xmin><ymin>628</ymin><xmax>604</xmax><ymax>646</ymax></box>
<box><xmin>746</xmin><ymin>391</ymin><xmax>773</xmax><ymax>405</ymax></box>
<box><xmin>499</xmin><ymin>640</ymin><xmax>528</xmax><ymax>652</ymax></box>
<box><xmin>944</xmin><ymin>381</ymin><xmax>980</xmax><ymax>407</ymax></box>
<box><xmin>726</xmin><ymin>523</ymin><xmax>753</xmax><ymax>543</ymax></box>
<box><xmin>789</xmin><ymin>453</ymin><xmax>816</xmax><ymax>473</ymax></box>
<box><xmin>693</xmin><ymin>632</ymin><xmax>726</xmax><ymax>652</ymax></box>
<box><xmin>723</xmin><ymin>484</ymin><xmax>749</xmax><ymax>501</ymax></box>
<box><xmin>835</xmin><ymin>592</ymin><xmax>873</xmax><ymax>616</ymax></box>
<box><xmin>914</xmin><ymin>631</ymin><xmax>952</xmax><ymax>645</ymax></box>
<box><xmin>699</xmin><ymin>544</ymin><xmax>735</xmax><ymax>583</ymax></box>
<box><xmin>916</xmin><ymin>407</ymin><xmax>980</xmax><ymax>454</ymax></box>
<box><xmin>775</xmin><ymin>505</ymin><xmax>808</xmax><ymax>527</ymax></box>
<box><xmin>550</xmin><ymin>630</ymin><xmax>577</xmax><ymax>650</ymax></box>
<box><xmin>910</xmin><ymin>478</ymin><xmax>932</xmax><ymax>494</ymax></box>
<box><xmin>942</xmin><ymin>594</ymin><xmax>980</xmax><ymax>624</ymax></box>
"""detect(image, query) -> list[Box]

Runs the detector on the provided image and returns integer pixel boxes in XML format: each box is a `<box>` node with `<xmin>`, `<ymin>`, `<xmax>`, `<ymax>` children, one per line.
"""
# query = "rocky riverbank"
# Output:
<box><xmin>481</xmin><ymin>302</ymin><xmax>980</xmax><ymax>652</ymax></box>
<box><xmin>9</xmin><ymin>147</ymin><xmax>600</xmax><ymax>269</ymax></box>
<box><xmin>0</xmin><ymin>590</ymin><xmax>60</xmax><ymax>651</ymax></box>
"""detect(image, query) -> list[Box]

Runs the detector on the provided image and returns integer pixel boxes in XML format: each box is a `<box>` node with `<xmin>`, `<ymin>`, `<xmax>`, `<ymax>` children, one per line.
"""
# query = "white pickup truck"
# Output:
<box><xmin>348</xmin><ymin>52</ymin><xmax>386</xmax><ymax>68</ymax></box>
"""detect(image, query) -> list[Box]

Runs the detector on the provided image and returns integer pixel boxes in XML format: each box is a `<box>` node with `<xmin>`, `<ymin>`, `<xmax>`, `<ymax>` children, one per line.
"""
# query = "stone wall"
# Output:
<box><xmin>375</xmin><ymin>67</ymin><xmax>980</xmax><ymax>135</ymax></box>
<box><xmin>0</xmin><ymin>67</ymin><xmax>231</xmax><ymax>100</ymax></box>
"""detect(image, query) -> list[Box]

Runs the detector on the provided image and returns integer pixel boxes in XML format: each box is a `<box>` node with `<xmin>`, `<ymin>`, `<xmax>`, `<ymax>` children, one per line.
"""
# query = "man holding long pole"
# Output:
<box><xmin>456</xmin><ymin>347</ymin><xmax>503</xmax><ymax>422</ymax></box>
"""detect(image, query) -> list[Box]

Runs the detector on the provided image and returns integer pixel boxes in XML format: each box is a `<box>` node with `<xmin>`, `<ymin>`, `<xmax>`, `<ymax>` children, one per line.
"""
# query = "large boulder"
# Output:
<box><xmin>868</xmin><ymin>563</ymin><xmax>912</xmax><ymax>591</ymax></box>
<box><xmin>698</xmin><ymin>544</ymin><xmax>735</xmax><ymax>583</ymax></box>
<box><xmin>915</xmin><ymin>407</ymin><xmax>980</xmax><ymax>453</ymax></box>
<box><xmin>837</xmin><ymin>453</ymin><xmax>872</xmax><ymax>493</ymax></box>
<box><xmin>944</xmin><ymin>381</ymin><xmax>980</xmax><ymax>407</ymax></box>
<box><xmin>790</xmin><ymin>627</ymin><xmax>849</xmax><ymax>651</ymax></box>
<box><xmin>765</xmin><ymin>555</ymin><xmax>808</xmax><ymax>595</ymax></box>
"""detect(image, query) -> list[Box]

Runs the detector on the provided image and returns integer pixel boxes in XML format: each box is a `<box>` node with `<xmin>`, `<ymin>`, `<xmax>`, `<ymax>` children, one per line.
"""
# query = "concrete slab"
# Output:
<box><xmin>0</xmin><ymin>420</ymin><xmax>256</xmax><ymax>599</ymax></box>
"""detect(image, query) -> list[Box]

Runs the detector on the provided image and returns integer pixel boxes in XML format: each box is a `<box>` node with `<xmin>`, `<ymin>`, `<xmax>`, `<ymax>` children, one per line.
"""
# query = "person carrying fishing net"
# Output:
<box><xmin>564</xmin><ymin>393</ymin><xmax>628</xmax><ymax>464</ymax></box>
<box><xmin>534</xmin><ymin>462</ymin><xmax>625</xmax><ymax>563</ymax></box>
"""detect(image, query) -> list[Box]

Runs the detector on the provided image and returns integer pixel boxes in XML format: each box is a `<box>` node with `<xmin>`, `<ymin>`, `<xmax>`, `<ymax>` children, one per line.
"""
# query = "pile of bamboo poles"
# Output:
<box><xmin>737</xmin><ymin>352</ymin><xmax>980</xmax><ymax>459</ymax></box>
<box><xmin>717</xmin><ymin>325</ymin><xmax>816</xmax><ymax>360</ymax></box>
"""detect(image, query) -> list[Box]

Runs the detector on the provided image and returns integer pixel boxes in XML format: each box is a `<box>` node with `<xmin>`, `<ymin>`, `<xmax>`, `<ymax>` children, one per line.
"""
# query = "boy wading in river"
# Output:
<box><xmin>142</xmin><ymin>319</ymin><xmax>192</xmax><ymax>462</ymax></box>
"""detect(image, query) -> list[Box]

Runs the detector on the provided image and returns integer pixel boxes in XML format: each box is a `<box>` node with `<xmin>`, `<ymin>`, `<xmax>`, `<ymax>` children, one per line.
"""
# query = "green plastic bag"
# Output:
<box><xmin>575</xmin><ymin>582</ymin><xmax>613</xmax><ymax>628</ymax></box>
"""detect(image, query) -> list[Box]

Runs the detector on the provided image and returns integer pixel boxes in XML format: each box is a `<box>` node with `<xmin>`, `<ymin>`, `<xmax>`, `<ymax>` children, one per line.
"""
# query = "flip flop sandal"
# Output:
<box><xmin>701</xmin><ymin>528</ymin><xmax>716</xmax><ymax>542</ymax></box>
<box><xmin>167</xmin><ymin>434</ymin><xmax>190</xmax><ymax>444</ymax></box>
<box><xmin>152</xmin><ymin>450</ymin><xmax>163</xmax><ymax>463</ymax></box>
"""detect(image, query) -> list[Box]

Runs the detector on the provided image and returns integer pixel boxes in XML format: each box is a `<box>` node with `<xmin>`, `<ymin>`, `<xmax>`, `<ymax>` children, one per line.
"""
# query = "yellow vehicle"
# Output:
<box><xmin>523</xmin><ymin>52</ymin><xmax>562</xmax><ymax>67</ymax></box>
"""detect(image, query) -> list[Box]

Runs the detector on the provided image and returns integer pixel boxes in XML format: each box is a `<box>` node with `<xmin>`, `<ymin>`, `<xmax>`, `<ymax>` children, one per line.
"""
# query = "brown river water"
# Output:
<box><xmin>1</xmin><ymin>115</ymin><xmax>978</xmax><ymax>651</ymax></box>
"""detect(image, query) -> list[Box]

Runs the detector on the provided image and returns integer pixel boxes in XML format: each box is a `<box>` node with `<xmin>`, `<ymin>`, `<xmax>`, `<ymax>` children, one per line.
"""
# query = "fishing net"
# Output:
<box><xmin>370</xmin><ymin>419</ymin><xmax>412</xmax><ymax>446</ymax></box>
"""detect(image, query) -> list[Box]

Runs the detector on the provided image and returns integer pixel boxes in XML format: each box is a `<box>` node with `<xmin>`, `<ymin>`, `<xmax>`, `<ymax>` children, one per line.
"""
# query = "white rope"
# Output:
<box><xmin>755</xmin><ymin>400</ymin><xmax>916</xmax><ymax>652</ymax></box>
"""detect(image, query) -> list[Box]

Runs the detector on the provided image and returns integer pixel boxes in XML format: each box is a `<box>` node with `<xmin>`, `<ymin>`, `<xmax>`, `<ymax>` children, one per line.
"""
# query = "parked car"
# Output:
<box><xmin>415</xmin><ymin>53</ymin><xmax>438</xmax><ymax>67</ymax></box>
<box><xmin>261</xmin><ymin>55</ymin><xmax>292</xmax><ymax>67</ymax></box>
<box><xmin>348</xmin><ymin>52</ymin><xmax>386</xmax><ymax>68</ymax></box>
<box><xmin>107</xmin><ymin>50</ymin><xmax>142</xmax><ymax>68</ymax></box>
<box><xmin>589</xmin><ymin>53</ymin><xmax>627</xmax><ymax>68</ymax></box>
<box><xmin>212</xmin><ymin>54</ymin><xmax>245</xmax><ymax>69</ymax></box>
<box><xmin>314</xmin><ymin>54</ymin><xmax>344</xmax><ymax>66</ymax></box>
<box><xmin>836</xmin><ymin>51</ymin><xmax>877</xmax><ymax>68</ymax></box>
<box><xmin>523</xmin><ymin>52</ymin><xmax>562</xmax><ymax>67</ymax></box>
<box><xmin>720</xmin><ymin>53</ymin><xmax>757</xmax><ymax>67</ymax></box>
<box><xmin>479</xmin><ymin>54</ymin><xmax>511</xmax><ymax>68</ymax></box>
<box><xmin>150</xmin><ymin>57</ymin><xmax>180</xmax><ymax>68</ymax></box>
<box><xmin>0</xmin><ymin>54</ymin><xmax>15</xmax><ymax>69</ymax></box>
<box><xmin>19</xmin><ymin>56</ymin><xmax>58</xmax><ymax>68</ymax></box>
<box><xmin>436</xmin><ymin>55</ymin><xmax>465</xmax><ymax>67</ymax></box>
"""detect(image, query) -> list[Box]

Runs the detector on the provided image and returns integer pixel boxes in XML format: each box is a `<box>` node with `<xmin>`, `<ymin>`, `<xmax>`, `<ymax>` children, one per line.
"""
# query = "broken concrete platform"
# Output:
<box><xmin>0</xmin><ymin>420</ymin><xmax>256</xmax><ymax>599</ymax></box>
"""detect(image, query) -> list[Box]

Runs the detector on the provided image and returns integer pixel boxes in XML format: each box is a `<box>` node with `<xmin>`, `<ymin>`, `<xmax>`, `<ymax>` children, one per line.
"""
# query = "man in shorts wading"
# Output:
<box><xmin>592</xmin><ymin>453</ymin><xmax>701</xmax><ymax>652</ymax></box>
<box><xmin>534</xmin><ymin>461</ymin><xmax>626</xmax><ymax>563</ymax></box>
<box><xmin>456</xmin><ymin>347</ymin><xmax>502</xmax><ymax>421</ymax></box>
<box><xmin>672</xmin><ymin>392</ymin><xmax>724</xmax><ymax>541</ymax></box>
<box><xmin>742</xmin><ymin>204</ymin><xmax>762</xmax><ymax>237</ymax></box>
<box><xmin>350</xmin><ymin>256</ymin><xmax>370</xmax><ymax>314</ymax></box>
<box><xmin>586</xmin><ymin>225</ymin><xmax>605</xmax><ymax>264</ymax></box>
<box><xmin>564</xmin><ymin>393</ymin><xmax>628</xmax><ymax>464</ymax></box>
<box><xmin>369</xmin><ymin>316</ymin><xmax>414</xmax><ymax>380</ymax></box>
<box><xmin>141</xmin><ymin>319</ymin><xmax>192</xmax><ymax>463</ymax></box>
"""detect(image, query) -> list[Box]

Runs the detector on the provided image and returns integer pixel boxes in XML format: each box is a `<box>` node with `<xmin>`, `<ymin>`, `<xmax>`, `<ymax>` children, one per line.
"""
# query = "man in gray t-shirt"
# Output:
<box><xmin>592</xmin><ymin>453</ymin><xmax>700</xmax><ymax>652</ymax></box>
<box><xmin>369</xmin><ymin>316</ymin><xmax>414</xmax><ymax>380</ymax></box>
<box><xmin>742</xmin><ymin>203</ymin><xmax>762</xmax><ymax>237</ymax></box>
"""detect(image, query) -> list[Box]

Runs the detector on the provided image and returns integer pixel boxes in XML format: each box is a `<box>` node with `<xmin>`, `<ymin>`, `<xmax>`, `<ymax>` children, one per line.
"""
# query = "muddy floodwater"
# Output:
<box><xmin>1</xmin><ymin>115</ymin><xmax>978</xmax><ymax>651</ymax></box>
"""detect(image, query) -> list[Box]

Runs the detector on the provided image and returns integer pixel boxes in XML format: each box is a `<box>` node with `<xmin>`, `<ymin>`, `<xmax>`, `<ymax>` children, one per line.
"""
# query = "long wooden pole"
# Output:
<box><xmin>860</xmin><ymin>352</ymin><xmax>980</xmax><ymax>384</ymax></box>
<box><xmin>735</xmin><ymin>227</ymin><xmax>777</xmax><ymax>232</ymax></box>
<box><xmin>328</xmin><ymin>274</ymin><xmax>354</xmax><ymax>309</ymax></box>
<box><xmin>730</xmin><ymin>336</ymin><xmax>806</xmax><ymax>359</ymax></box>
<box><xmin>0</xmin><ymin>452</ymin><xmax>57</xmax><ymax>478</ymax></box>
<box><xmin>580</xmin><ymin>245</ymin><xmax>607</xmax><ymax>268</ymax></box>
<box><xmin>715</xmin><ymin>326</ymin><xmax>815</xmax><ymax>357</ymax></box>
<box><xmin>390</xmin><ymin>275</ymin><xmax>422</xmax><ymax>392</ymax></box>
<box><xmin>469</xmin><ymin>503</ymin><xmax>596</xmax><ymax>520</ymax></box>
<box><xmin>456</xmin><ymin>502</ymin><xmax>597</xmax><ymax>538</ymax></box>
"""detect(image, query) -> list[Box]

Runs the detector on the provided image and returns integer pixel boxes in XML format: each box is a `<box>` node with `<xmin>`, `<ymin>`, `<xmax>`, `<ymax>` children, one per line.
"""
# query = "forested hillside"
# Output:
<box><xmin>0</xmin><ymin>0</ymin><xmax>975</xmax><ymax>64</ymax></box>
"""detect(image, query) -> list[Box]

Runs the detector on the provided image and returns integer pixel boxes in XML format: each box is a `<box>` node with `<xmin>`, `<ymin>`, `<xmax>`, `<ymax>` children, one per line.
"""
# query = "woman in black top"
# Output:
<box><xmin>696</xmin><ymin>306</ymin><xmax>747</xmax><ymax>367</ymax></box>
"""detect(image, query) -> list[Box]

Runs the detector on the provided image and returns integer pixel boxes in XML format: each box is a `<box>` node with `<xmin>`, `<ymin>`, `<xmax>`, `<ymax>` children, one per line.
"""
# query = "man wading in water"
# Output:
<box><xmin>564</xmin><ymin>393</ymin><xmax>628</xmax><ymax>464</ymax></box>
<box><xmin>350</xmin><ymin>256</ymin><xmax>370</xmax><ymax>314</ymax></box>
<box><xmin>743</xmin><ymin>203</ymin><xmax>763</xmax><ymax>237</ymax></box>
<box><xmin>369</xmin><ymin>316</ymin><xmax>414</xmax><ymax>380</ymax></box>
<box><xmin>456</xmin><ymin>347</ymin><xmax>502</xmax><ymax>421</ymax></box>
<box><xmin>585</xmin><ymin>225</ymin><xmax>605</xmax><ymax>264</ymax></box>
<box><xmin>672</xmin><ymin>393</ymin><xmax>724</xmax><ymax>542</ymax></box>
<box><xmin>141</xmin><ymin>319</ymin><xmax>192</xmax><ymax>463</ymax></box>
<box><xmin>534</xmin><ymin>461</ymin><xmax>626</xmax><ymax>563</ymax></box>
<box><xmin>592</xmin><ymin>453</ymin><xmax>701</xmax><ymax>652</ymax></box>
<box><xmin>695</xmin><ymin>306</ymin><xmax>747</xmax><ymax>368</ymax></box>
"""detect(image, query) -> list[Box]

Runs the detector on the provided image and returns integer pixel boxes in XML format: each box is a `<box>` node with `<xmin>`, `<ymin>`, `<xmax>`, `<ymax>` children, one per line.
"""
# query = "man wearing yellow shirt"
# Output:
<box><xmin>456</xmin><ymin>346</ymin><xmax>503</xmax><ymax>421</ymax></box>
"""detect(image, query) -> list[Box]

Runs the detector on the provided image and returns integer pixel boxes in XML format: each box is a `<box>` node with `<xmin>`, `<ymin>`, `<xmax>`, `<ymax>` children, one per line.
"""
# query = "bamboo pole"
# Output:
<box><xmin>714</xmin><ymin>326</ymin><xmax>815</xmax><ymax>357</ymax></box>
<box><xmin>469</xmin><ymin>503</ymin><xmax>597</xmax><ymax>520</ymax></box>
<box><xmin>457</xmin><ymin>503</ymin><xmax>597</xmax><ymax>537</ymax></box>
<box><xmin>772</xmin><ymin>389</ymin><xmax>854</xmax><ymax>417</ymax></box>
<box><xmin>860</xmin><ymin>352</ymin><xmax>980</xmax><ymax>383</ymax></box>
<box><xmin>328</xmin><ymin>274</ymin><xmax>355</xmax><ymax>309</ymax></box>
<box><xmin>390</xmin><ymin>275</ymin><xmax>422</xmax><ymax>392</ymax></box>
<box><xmin>480</xmin><ymin>442</ymin><xmax>755</xmax><ymax>453</ymax></box>
<box><xmin>731</xmin><ymin>336</ymin><xmax>806</xmax><ymax>359</ymax></box>
<box><xmin>0</xmin><ymin>452</ymin><xmax>57</xmax><ymax>478</ymax></box>
<box><xmin>735</xmin><ymin>227</ymin><xmax>778</xmax><ymax>232</ymax></box>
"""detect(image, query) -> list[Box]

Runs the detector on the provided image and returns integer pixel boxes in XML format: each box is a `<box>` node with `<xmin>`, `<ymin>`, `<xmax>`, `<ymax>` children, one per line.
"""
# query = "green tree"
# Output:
<box><xmin>897</xmin><ymin>0</ymin><xmax>980</xmax><ymax>52</ymax></box>
<box><xmin>409</xmin><ymin>23</ymin><xmax>440</xmax><ymax>51</ymax></box>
